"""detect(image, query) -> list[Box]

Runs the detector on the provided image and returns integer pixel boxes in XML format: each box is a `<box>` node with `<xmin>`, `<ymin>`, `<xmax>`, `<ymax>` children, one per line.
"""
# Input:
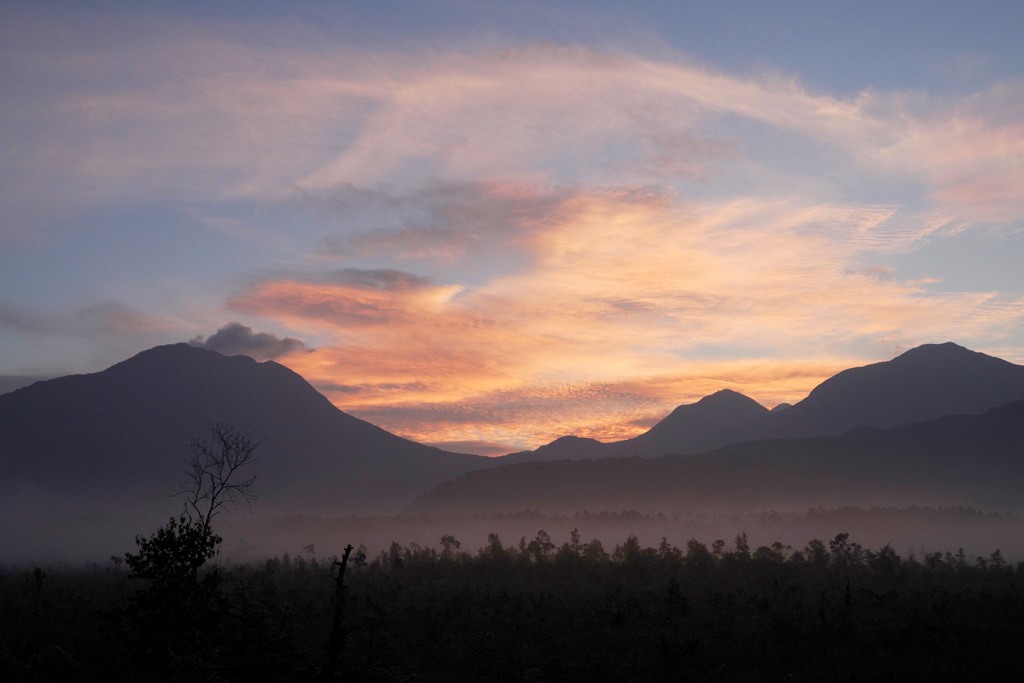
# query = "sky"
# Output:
<box><xmin>2</xmin><ymin>1</ymin><xmax>1022</xmax><ymax>455</ymax></box>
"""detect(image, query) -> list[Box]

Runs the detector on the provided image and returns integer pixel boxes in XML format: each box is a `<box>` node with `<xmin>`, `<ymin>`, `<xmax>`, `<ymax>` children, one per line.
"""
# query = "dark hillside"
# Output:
<box><xmin>731</xmin><ymin>342</ymin><xmax>1024</xmax><ymax>443</ymax></box>
<box><xmin>407</xmin><ymin>398</ymin><xmax>1024</xmax><ymax>515</ymax></box>
<box><xmin>0</xmin><ymin>344</ymin><xmax>487</xmax><ymax>520</ymax></box>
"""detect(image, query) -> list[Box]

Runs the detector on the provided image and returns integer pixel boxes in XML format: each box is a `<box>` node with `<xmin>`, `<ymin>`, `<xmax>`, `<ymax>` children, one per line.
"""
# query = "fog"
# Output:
<box><xmin>217</xmin><ymin>507</ymin><xmax>1024</xmax><ymax>565</ymax></box>
<box><xmin>5</xmin><ymin>505</ymin><xmax>1021</xmax><ymax>569</ymax></box>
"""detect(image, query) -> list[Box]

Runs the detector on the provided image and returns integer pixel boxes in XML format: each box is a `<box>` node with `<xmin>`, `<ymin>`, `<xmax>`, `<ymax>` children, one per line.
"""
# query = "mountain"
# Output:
<box><xmin>729</xmin><ymin>342</ymin><xmax>1024</xmax><ymax>442</ymax></box>
<box><xmin>405</xmin><ymin>397</ymin><xmax>1024</xmax><ymax>516</ymax></box>
<box><xmin>0</xmin><ymin>344</ymin><xmax>488</xmax><ymax>520</ymax></box>
<box><xmin>605</xmin><ymin>389</ymin><xmax>769</xmax><ymax>457</ymax></box>
<box><xmin>498</xmin><ymin>342</ymin><xmax>1024</xmax><ymax>462</ymax></box>
<box><xmin>502</xmin><ymin>435</ymin><xmax>607</xmax><ymax>462</ymax></box>
<box><xmin>499</xmin><ymin>389</ymin><xmax>770</xmax><ymax>463</ymax></box>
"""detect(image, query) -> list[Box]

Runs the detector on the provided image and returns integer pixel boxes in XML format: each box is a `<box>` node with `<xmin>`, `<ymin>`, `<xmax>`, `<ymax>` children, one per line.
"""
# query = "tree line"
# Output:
<box><xmin>5</xmin><ymin>527</ymin><xmax>1024</xmax><ymax>681</ymax></box>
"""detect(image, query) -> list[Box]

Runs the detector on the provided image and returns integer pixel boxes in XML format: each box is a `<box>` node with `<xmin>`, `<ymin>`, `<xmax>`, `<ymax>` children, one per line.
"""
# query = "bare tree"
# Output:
<box><xmin>175</xmin><ymin>423</ymin><xmax>260</xmax><ymax>532</ymax></box>
<box><xmin>129</xmin><ymin>424</ymin><xmax>261</xmax><ymax>585</ymax></box>
<box><xmin>125</xmin><ymin>424</ymin><xmax>262</xmax><ymax>668</ymax></box>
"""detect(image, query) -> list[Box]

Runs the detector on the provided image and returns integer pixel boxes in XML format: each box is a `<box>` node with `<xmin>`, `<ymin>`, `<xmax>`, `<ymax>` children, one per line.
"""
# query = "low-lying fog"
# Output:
<box><xmin>3</xmin><ymin>505</ymin><xmax>1022</xmax><ymax>568</ymax></box>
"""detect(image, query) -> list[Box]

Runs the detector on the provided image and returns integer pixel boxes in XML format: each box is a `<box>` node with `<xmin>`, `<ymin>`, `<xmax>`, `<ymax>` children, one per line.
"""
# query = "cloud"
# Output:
<box><xmin>317</xmin><ymin>357</ymin><xmax>858</xmax><ymax>452</ymax></box>
<box><xmin>227</xmin><ymin>181</ymin><xmax>1024</xmax><ymax>448</ymax></box>
<box><xmin>0</xmin><ymin>300</ymin><xmax>186</xmax><ymax>380</ymax></box>
<box><xmin>0</xmin><ymin>304</ymin><xmax>51</xmax><ymax>334</ymax></box>
<box><xmin>322</xmin><ymin>268</ymin><xmax>434</xmax><ymax>291</ymax></box>
<box><xmin>189</xmin><ymin>322</ymin><xmax>309</xmax><ymax>361</ymax></box>
<box><xmin>342</xmin><ymin>380</ymin><xmax>667</xmax><ymax>451</ymax></box>
<box><xmin>0</xmin><ymin>301</ymin><xmax>170</xmax><ymax>337</ymax></box>
<box><xmin>229</xmin><ymin>272</ymin><xmax>464</xmax><ymax>330</ymax></box>
<box><xmin>425</xmin><ymin>440</ymin><xmax>519</xmax><ymax>457</ymax></box>
<box><xmin>305</xmin><ymin>181</ymin><xmax>580</xmax><ymax>263</ymax></box>
<box><xmin>8</xmin><ymin>21</ymin><xmax>1021</xmax><ymax>232</ymax></box>
<box><xmin>860</xmin><ymin>85</ymin><xmax>1024</xmax><ymax>223</ymax></box>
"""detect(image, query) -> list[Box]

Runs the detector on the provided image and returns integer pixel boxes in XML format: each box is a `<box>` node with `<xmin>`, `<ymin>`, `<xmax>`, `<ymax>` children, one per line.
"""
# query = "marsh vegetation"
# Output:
<box><xmin>4</xmin><ymin>527</ymin><xmax>1024</xmax><ymax>681</ymax></box>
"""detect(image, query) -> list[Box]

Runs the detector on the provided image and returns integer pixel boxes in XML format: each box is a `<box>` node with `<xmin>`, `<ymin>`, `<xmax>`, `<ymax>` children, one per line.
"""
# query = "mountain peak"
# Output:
<box><xmin>779</xmin><ymin>341</ymin><xmax>1024</xmax><ymax>434</ymax></box>
<box><xmin>548</xmin><ymin>435</ymin><xmax>601</xmax><ymax>446</ymax></box>
<box><xmin>115</xmin><ymin>342</ymin><xmax>258</xmax><ymax>368</ymax></box>
<box><xmin>891</xmin><ymin>341</ymin><xmax>974</xmax><ymax>363</ymax></box>
<box><xmin>615</xmin><ymin>388</ymin><xmax>768</xmax><ymax>456</ymax></box>
<box><xmin>658</xmin><ymin>389</ymin><xmax>766</xmax><ymax>419</ymax></box>
<box><xmin>695</xmin><ymin>388</ymin><xmax>763</xmax><ymax>407</ymax></box>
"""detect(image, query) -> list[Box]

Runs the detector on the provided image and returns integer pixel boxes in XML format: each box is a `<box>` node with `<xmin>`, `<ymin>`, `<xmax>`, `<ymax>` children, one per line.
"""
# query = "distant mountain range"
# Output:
<box><xmin>407</xmin><ymin>397</ymin><xmax>1024</xmax><ymax>515</ymax></box>
<box><xmin>3</xmin><ymin>341</ymin><xmax>1024</xmax><ymax>528</ymax></box>
<box><xmin>498</xmin><ymin>342</ymin><xmax>1024</xmax><ymax>462</ymax></box>
<box><xmin>412</xmin><ymin>342</ymin><xmax>1024</xmax><ymax>514</ymax></box>
<box><xmin>0</xmin><ymin>344</ymin><xmax>486</xmax><ymax>519</ymax></box>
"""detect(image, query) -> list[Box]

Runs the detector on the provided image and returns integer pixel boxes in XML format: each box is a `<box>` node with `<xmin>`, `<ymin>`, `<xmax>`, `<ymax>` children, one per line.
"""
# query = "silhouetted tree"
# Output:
<box><xmin>123</xmin><ymin>424</ymin><xmax>260</xmax><ymax>674</ymax></box>
<box><xmin>865</xmin><ymin>543</ymin><xmax>901</xmax><ymax>574</ymax></box>
<box><xmin>733</xmin><ymin>532</ymin><xmax>751</xmax><ymax>560</ymax></box>
<box><xmin>175</xmin><ymin>423</ymin><xmax>260</xmax><ymax>531</ymax></box>
<box><xmin>440</xmin><ymin>534</ymin><xmax>461</xmax><ymax>560</ymax></box>
<box><xmin>828</xmin><ymin>532</ymin><xmax>862</xmax><ymax>569</ymax></box>
<box><xmin>326</xmin><ymin>544</ymin><xmax>354</xmax><ymax>676</ymax></box>
<box><xmin>685</xmin><ymin>538</ymin><xmax>714</xmax><ymax>573</ymax></box>
<box><xmin>526</xmin><ymin>529</ymin><xmax>555</xmax><ymax>562</ymax></box>
<box><xmin>582</xmin><ymin>537</ymin><xmax>609</xmax><ymax>563</ymax></box>
<box><xmin>128</xmin><ymin>425</ymin><xmax>260</xmax><ymax>578</ymax></box>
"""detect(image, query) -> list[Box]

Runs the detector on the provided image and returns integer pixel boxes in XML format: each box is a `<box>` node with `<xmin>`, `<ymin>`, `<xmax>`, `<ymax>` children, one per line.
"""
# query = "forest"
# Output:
<box><xmin>4</xmin><ymin>527</ymin><xmax>1024</xmax><ymax>682</ymax></box>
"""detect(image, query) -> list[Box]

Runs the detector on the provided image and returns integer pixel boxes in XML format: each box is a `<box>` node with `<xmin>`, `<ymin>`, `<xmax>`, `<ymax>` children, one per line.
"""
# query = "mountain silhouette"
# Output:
<box><xmin>607</xmin><ymin>389</ymin><xmax>769</xmax><ymax>457</ymax></box>
<box><xmin>0</xmin><ymin>343</ymin><xmax>488</xmax><ymax>519</ymax></box>
<box><xmin>506</xmin><ymin>435</ymin><xmax>607</xmax><ymax>462</ymax></box>
<box><xmin>406</xmin><ymin>396</ymin><xmax>1024</xmax><ymax>516</ymax></box>
<box><xmin>5</xmin><ymin>340</ymin><xmax>1024</xmax><ymax>529</ymax></box>
<box><xmin>500</xmin><ymin>342</ymin><xmax>1024</xmax><ymax>462</ymax></box>
<box><xmin>499</xmin><ymin>389</ymin><xmax>769</xmax><ymax>463</ymax></box>
<box><xmin>736</xmin><ymin>342</ymin><xmax>1024</xmax><ymax>441</ymax></box>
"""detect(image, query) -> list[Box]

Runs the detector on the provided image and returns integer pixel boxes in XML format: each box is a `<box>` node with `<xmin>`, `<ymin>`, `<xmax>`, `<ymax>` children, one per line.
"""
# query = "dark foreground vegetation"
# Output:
<box><xmin>5</xmin><ymin>531</ymin><xmax>1024</xmax><ymax>682</ymax></box>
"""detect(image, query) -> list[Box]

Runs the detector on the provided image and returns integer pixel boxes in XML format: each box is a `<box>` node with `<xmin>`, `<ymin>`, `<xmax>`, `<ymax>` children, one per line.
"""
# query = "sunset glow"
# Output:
<box><xmin>2</xmin><ymin>2</ymin><xmax>1022</xmax><ymax>453</ymax></box>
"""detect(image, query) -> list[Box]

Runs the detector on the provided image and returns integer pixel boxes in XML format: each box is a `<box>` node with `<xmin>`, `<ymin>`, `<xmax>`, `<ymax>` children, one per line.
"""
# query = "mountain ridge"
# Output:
<box><xmin>406</xmin><ymin>395</ymin><xmax>1024</xmax><ymax>516</ymax></box>
<box><xmin>5</xmin><ymin>341</ymin><xmax>1024</xmax><ymax>519</ymax></box>
<box><xmin>497</xmin><ymin>342</ymin><xmax>1024</xmax><ymax>462</ymax></box>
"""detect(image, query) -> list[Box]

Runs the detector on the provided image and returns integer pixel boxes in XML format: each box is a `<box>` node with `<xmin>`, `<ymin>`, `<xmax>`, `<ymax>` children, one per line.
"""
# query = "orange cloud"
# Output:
<box><xmin>309</xmin><ymin>357</ymin><xmax>855</xmax><ymax>452</ymax></box>
<box><xmin>227</xmin><ymin>183</ymin><xmax>1023</xmax><ymax>451</ymax></box>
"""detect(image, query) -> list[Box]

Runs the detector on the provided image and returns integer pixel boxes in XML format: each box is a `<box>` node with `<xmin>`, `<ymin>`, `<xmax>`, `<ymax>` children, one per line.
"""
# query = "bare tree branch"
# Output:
<box><xmin>173</xmin><ymin>423</ymin><xmax>261</xmax><ymax>531</ymax></box>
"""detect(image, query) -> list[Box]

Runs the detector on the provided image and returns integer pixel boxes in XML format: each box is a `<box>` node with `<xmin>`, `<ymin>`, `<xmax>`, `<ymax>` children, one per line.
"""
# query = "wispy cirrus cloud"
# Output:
<box><xmin>0</xmin><ymin>301</ymin><xmax>171</xmax><ymax>338</ymax></box>
<box><xmin>863</xmin><ymin>84</ymin><xmax>1024</xmax><ymax>223</ymax></box>
<box><xmin>304</xmin><ymin>181</ymin><xmax>579</xmax><ymax>263</ymax></box>
<box><xmin>0</xmin><ymin>300</ymin><xmax>183</xmax><ymax>377</ymax></box>
<box><xmin>7</xmin><ymin>21</ymin><xmax>1023</xmax><ymax>229</ymax></box>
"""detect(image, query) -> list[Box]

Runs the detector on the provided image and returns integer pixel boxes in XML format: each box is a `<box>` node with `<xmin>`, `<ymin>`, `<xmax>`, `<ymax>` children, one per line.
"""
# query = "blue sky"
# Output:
<box><xmin>2</xmin><ymin>1</ymin><xmax>1022</xmax><ymax>453</ymax></box>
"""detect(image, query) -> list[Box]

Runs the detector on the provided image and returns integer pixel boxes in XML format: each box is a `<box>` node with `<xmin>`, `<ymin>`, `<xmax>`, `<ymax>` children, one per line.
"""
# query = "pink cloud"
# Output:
<box><xmin>226</xmin><ymin>183</ymin><xmax>1024</xmax><ymax>447</ymax></box>
<box><xmin>8</xmin><ymin>17</ymin><xmax>1023</xmax><ymax>234</ymax></box>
